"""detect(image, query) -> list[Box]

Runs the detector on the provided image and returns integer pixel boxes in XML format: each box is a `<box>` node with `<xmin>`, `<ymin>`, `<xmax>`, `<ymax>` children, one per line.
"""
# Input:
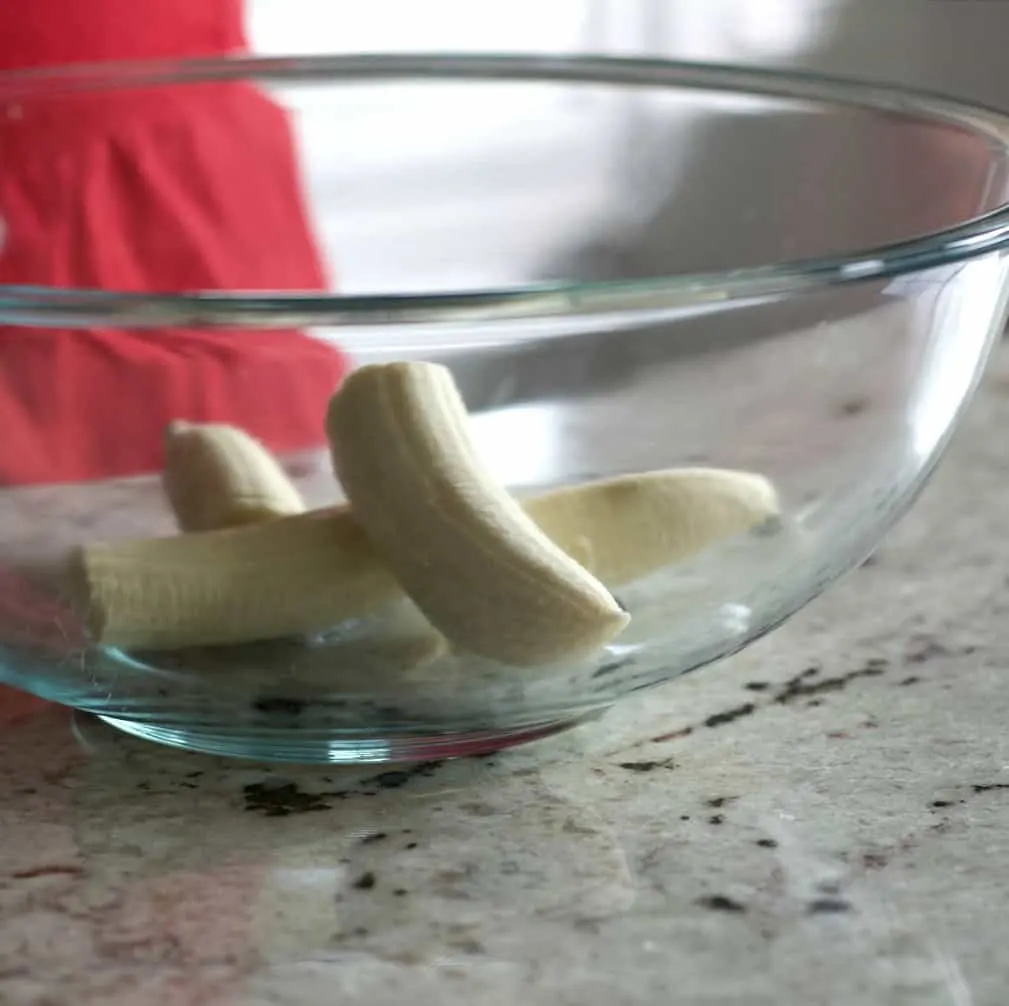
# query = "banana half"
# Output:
<box><xmin>325</xmin><ymin>362</ymin><xmax>627</xmax><ymax>666</ymax></box>
<box><xmin>163</xmin><ymin>421</ymin><xmax>306</xmax><ymax>532</ymax></box>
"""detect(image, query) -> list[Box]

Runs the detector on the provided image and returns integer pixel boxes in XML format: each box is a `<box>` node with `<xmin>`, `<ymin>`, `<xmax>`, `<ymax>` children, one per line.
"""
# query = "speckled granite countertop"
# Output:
<box><xmin>3</xmin><ymin>344</ymin><xmax>1009</xmax><ymax>1006</ymax></box>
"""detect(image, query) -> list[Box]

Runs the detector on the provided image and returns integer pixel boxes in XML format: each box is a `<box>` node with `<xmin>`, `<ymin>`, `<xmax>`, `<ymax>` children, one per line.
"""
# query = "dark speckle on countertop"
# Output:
<box><xmin>838</xmin><ymin>395</ymin><xmax>870</xmax><ymax>417</ymax></box>
<box><xmin>705</xmin><ymin>796</ymin><xmax>736</xmax><ymax>809</ymax></box>
<box><xmin>252</xmin><ymin>697</ymin><xmax>305</xmax><ymax>717</ymax></box>
<box><xmin>240</xmin><ymin>761</ymin><xmax>447</xmax><ymax>815</ymax></box>
<box><xmin>632</xmin><ymin>658</ymin><xmax>893</xmax><ymax>754</ymax></box>
<box><xmin>697</xmin><ymin>895</ymin><xmax>747</xmax><ymax>913</ymax></box>
<box><xmin>773</xmin><ymin>661</ymin><xmax>887</xmax><ymax>705</ymax></box>
<box><xmin>11</xmin><ymin>864</ymin><xmax>85</xmax><ymax>880</ymax></box>
<box><xmin>703</xmin><ymin>703</ymin><xmax>757</xmax><ymax>728</ymax></box>
<box><xmin>649</xmin><ymin>726</ymin><xmax>694</xmax><ymax>743</ymax></box>
<box><xmin>617</xmin><ymin>758</ymin><xmax>676</xmax><ymax>773</ymax></box>
<box><xmin>352</xmin><ymin>871</ymin><xmax>377</xmax><ymax>891</ymax></box>
<box><xmin>243</xmin><ymin>782</ymin><xmax>330</xmax><ymax>817</ymax></box>
<box><xmin>807</xmin><ymin>898</ymin><xmax>853</xmax><ymax>915</ymax></box>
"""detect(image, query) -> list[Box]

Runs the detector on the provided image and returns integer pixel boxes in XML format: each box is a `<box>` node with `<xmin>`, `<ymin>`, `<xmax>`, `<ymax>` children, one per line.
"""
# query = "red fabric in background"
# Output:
<box><xmin>0</xmin><ymin>0</ymin><xmax>349</xmax><ymax>485</ymax></box>
<box><xmin>0</xmin><ymin>0</ymin><xmax>248</xmax><ymax>69</ymax></box>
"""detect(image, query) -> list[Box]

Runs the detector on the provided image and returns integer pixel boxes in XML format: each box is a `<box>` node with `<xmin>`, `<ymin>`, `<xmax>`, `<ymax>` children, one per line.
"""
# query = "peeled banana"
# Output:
<box><xmin>162</xmin><ymin>421</ymin><xmax>305</xmax><ymax>532</ymax></box>
<box><xmin>524</xmin><ymin>467</ymin><xmax>779</xmax><ymax>586</ymax></box>
<box><xmin>72</xmin><ymin>465</ymin><xmax>778</xmax><ymax>654</ymax></box>
<box><xmin>69</xmin><ymin>508</ymin><xmax>398</xmax><ymax>651</ymax></box>
<box><xmin>325</xmin><ymin>362</ymin><xmax>629</xmax><ymax>666</ymax></box>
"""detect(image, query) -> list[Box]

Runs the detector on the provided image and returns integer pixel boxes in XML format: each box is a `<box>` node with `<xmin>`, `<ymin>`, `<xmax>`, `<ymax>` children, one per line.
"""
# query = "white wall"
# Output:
<box><xmin>247</xmin><ymin>0</ymin><xmax>1009</xmax><ymax>109</ymax></box>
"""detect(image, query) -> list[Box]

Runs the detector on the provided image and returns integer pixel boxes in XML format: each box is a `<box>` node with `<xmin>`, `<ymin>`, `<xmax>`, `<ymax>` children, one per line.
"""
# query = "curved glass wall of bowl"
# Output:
<box><xmin>0</xmin><ymin>56</ymin><xmax>1009</xmax><ymax>760</ymax></box>
<box><xmin>248</xmin><ymin>1</ymin><xmax>824</xmax><ymax>295</ymax></box>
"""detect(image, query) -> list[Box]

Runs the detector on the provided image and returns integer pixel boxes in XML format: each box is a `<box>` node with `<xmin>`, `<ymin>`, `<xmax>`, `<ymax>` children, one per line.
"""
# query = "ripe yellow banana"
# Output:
<box><xmin>72</xmin><ymin>475</ymin><xmax>778</xmax><ymax>656</ymax></box>
<box><xmin>525</xmin><ymin>467</ymin><xmax>779</xmax><ymax>586</ymax></box>
<box><xmin>69</xmin><ymin>508</ymin><xmax>399</xmax><ymax>651</ymax></box>
<box><xmin>326</xmin><ymin>361</ymin><xmax>630</xmax><ymax>666</ymax></box>
<box><xmin>162</xmin><ymin>420</ymin><xmax>306</xmax><ymax>532</ymax></box>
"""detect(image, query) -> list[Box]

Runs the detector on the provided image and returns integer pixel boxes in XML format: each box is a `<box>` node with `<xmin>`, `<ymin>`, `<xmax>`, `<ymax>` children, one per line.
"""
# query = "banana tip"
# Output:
<box><xmin>164</xmin><ymin>419</ymin><xmax>195</xmax><ymax>441</ymax></box>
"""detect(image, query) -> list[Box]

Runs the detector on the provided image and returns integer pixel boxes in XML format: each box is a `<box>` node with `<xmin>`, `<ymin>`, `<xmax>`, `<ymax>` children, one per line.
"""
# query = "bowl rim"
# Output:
<box><xmin>3</xmin><ymin>51</ymin><xmax>1009</xmax><ymax>329</ymax></box>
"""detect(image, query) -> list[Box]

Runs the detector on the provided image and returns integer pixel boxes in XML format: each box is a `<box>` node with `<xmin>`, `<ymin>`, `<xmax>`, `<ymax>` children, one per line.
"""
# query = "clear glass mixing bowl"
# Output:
<box><xmin>2</xmin><ymin>54</ymin><xmax>1009</xmax><ymax>763</ymax></box>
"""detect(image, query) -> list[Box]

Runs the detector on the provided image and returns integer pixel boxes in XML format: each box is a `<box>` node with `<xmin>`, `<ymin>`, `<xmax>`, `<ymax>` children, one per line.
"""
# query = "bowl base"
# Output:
<box><xmin>94</xmin><ymin>711</ymin><xmax>603</xmax><ymax>764</ymax></box>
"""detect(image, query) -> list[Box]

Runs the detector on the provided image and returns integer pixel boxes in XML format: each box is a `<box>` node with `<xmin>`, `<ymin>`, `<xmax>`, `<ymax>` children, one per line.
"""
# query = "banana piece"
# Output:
<box><xmin>524</xmin><ymin>467</ymin><xmax>779</xmax><ymax>586</ymax></box>
<box><xmin>326</xmin><ymin>361</ymin><xmax>630</xmax><ymax>667</ymax></box>
<box><xmin>162</xmin><ymin>420</ymin><xmax>305</xmax><ymax>532</ymax></box>
<box><xmin>71</xmin><ymin>470</ymin><xmax>778</xmax><ymax>654</ymax></box>
<box><xmin>68</xmin><ymin>508</ymin><xmax>399</xmax><ymax>651</ymax></box>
